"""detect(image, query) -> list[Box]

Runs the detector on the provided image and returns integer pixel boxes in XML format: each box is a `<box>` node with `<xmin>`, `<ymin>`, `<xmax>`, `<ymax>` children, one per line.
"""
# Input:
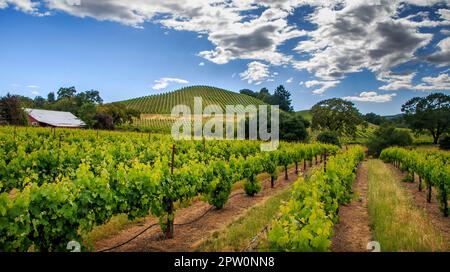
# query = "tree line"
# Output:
<box><xmin>0</xmin><ymin>87</ymin><xmax>139</xmax><ymax>129</ymax></box>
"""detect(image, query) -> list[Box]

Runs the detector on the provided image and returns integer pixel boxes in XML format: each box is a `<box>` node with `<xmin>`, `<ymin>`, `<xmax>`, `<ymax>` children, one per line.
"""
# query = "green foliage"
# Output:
<box><xmin>311</xmin><ymin>98</ymin><xmax>363</xmax><ymax>137</ymax></box>
<box><xmin>239</xmin><ymin>85</ymin><xmax>293</xmax><ymax>112</ymax></box>
<box><xmin>205</xmin><ymin>161</ymin><xmax>233</xmax><ymax>209</ymax></box>
<box><xmin>0</xmin><ymin>126</ymin><xmax>338</xmax><ymax>251</ymax></box>
<box><xmin>243</xmin><ymin>156</ymin><xmax>263</xmax><ymax>196</ymax></box>
<box><xmin>367</xmin><ymin>125</ymin><xmax>413</xmax><ymax>157</ymax></box>
<box><xmin>402</xmin><ymin>93</ymin><xmax>450</xmax><ymax>144</ymax></box>
<box><xmin>268</xmin><ymin>146</ymin><xmax>365</xmax><ymax>251</ymax></box>
<box><xmin>123</xmin><ymin>86</ymin><xmax>266</xmax><ymax>114</ymax></box>
<box><xmin>316</xmin><ymin>131</ymin><xmax>340</xmax><ymax>146</ymax></box>
<box><xmin>0</xmin><ymin>93</ymin><xmax>28</xmax><ymax>126</ymax></box>
<box><xmin>363</xmin><ymin>112</ymin><xmax>386</xmax><ymax>125</ymax></box>
<box><xmin>380</xmin><ymin>147</ymin><xmax>449</xmax><ymax>217</ymax></box>
<box><xmin>279</xmin><ymin>112</ymin><xmax>309</xmax><ymax>141</ymax></box>
<box><xmin>439</xmin><ymin>135</ymin><xmax>450</xmax><ymax>150</ymax></box>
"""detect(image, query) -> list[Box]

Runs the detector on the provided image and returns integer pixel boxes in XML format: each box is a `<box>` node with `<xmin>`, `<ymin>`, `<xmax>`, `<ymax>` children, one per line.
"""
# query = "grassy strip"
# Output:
<box><xmin>194</xmin><ymin>187</ymin><xmax>292</xmax><ymax>252</ymax></box>
<box><xmin>367</xmin><ymin>159</ymin><xmax>448</xmax><ymax>251</ymax></box>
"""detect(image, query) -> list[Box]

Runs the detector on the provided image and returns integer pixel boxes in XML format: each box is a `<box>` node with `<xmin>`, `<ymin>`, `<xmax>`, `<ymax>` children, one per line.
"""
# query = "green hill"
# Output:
<box><xmin>297</xmin><ymin>110</ymin><xmax>312</xmax><ymax>121</ymax></box>
<box><xmin>120</xmin><ymin>86</ymin><xmax>267</xmax><ymax>114</ymax></box>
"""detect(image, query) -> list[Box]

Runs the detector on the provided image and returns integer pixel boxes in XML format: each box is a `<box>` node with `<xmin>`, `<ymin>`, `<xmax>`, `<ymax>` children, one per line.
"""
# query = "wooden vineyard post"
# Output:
<box><xmin>315</xmin><ymin>155</ymin><xmax>318</xmax><ymax>165</ymax></box>
<box><xmin>324</xmin><ymin>153</ymin><xmax>327</xmax><ymax>173</ymax></box>
<box><xmin>171</xmin><ymin>144</ymin><xmax>175</xmax><ymax>175</ymax></box>
<box><xmin>295</xmin><ymin>161</ymin><xmax>298</xmax><ymax>175</ymax></box>
<box><xmin>418</xmin><ymin>176</ymin><xmax>422</xmax><ymax>192</ymax></box>
<box><xmin>303</xmin><ymin>159</ymin><xmax>306</xmax><ymax>171</ymax></box>
<box><xmin>284</xmin><ymin>164</ymin><xmax>288</xmax><ymax>180</ymax></box>
<box><xmin>441</xmin><ymin>187</ymin><xmax>448</xmax><ymax>217</ymax></box>
<box><xmin>165</xmin><ymin>143</ymin><xmax>176</xmax><ymax>239</ymax></box>
<box><xmin>427</xmin><ymin>182</ymin><xmax>432</xmax><ymax>203</ymax></box>
<box><xmin>271</xmin><ymin>176</ymin><xmax>274</xmax><ymax>188</ymax></box>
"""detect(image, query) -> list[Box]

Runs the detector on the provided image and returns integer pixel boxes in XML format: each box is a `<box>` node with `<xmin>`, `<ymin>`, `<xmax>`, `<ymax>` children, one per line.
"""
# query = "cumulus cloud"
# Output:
<box><xmin>240</xmin><ymin>61</ymin><xmax>274</xmax><ymax>85</ymax></box>
<box><xmin>286</xmin><ymin>77</ymin><xmax>293</xmax><ymax>83</ymax></box>
<box><xmin>378</xmin><ymin>71</ymin><xmax>416</xmax><ymax>91</ymax></box>
<box><xmin>199</xmin><ymin>62</ymin><xmax>205</xmax><ymax>66</ymax></box>
<box><xmin>152</xmin><ymin>77</ymin><xmax>189</xmax><ymax>90</ymax></box>
<box><xmin>413</xmin><ymin>73</ymin><xmax>450</xmax><ymax>90</ymax></box>
<box><xmin>0</xmin><ymin>0</ymin><xmax>39</xmax><ymax>13</ymax></box>
<box><xmin>292</xmin><ymin>0</ymin><xmax>447</xmax><ymax>92</ymax></box>
<box><xmin>343</xmin><ymin>91</ymin><xmax>397</xmax><ymax>103</ymax></box>
<box><xmin>427</xmin><ymin>37</ymin><xmax>450</xmax><ymax>66</ymax></box>
<box><xmin>304</xmin><ymin>80</ymin><xmax>339</xmax><ymax>94</ymax></box>
<box><xmin>2</xmin><ymin>0</ymin><xmax>449</xmax><ymax>91</ymax></box>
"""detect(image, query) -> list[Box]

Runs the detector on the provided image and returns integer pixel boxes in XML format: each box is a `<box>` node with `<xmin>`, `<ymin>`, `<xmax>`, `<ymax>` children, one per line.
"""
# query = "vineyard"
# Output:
<box><xmin>120</xmin><ymin>86</ymin><xmax>267</xmax><ymax>114</ymax></box>
<box><xmin>0</xmin><ymin>126</ymin><xmax>340</xmax><ymax>251</ymax></box>
<box><xmin>380</xmin><ymin>147</ymin><xmax>450</xmax><ymax>217</ymax></box>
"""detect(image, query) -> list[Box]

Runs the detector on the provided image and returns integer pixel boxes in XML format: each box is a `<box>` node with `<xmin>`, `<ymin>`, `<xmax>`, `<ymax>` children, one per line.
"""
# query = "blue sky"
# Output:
<box><xmin>0</xmin><ymin>0</ymin><xmax>449</xmax><ymax>115</ymax></box>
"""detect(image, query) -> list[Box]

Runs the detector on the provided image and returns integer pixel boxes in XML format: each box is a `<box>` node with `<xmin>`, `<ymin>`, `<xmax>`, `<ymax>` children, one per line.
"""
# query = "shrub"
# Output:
<box><xmin>316</xmin><ymin>131</ymin><xmax>340</xmax><ymax>146</ymax></box>
<box><xmin>439</xmin><ymin>135</ymin><xmax>450</xmax><ymax>150</ymax></box>
<box><xmin>367</xmin><ymin>125</ymin><xmax>413</xmax><ymax>157</ymax></box>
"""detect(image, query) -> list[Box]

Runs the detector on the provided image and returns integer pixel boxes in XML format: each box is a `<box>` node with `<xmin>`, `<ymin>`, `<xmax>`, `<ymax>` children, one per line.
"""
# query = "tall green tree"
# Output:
<box><xmin>401</xmin><ymin>93</ymin><xmax>450</xmax><ymax>144</ymax></box>
<box><xmin>47</xmin><ymin>92</ymin><xmax>55</xmax><ymax>103</ymax></box>
<box><xmin>272</xmin><ymin>85</ymin><xmax>293</xmax><ymax>112</ymax></box>
<box><xmin>311</xmin><ymin>98</ymin><xmax>363</xmax><ymax>137</ymax></box>
<box><xmin>57</xmin><ymin>86</ymin><xmax>77</xmax><ymax>100</ymax></box>
<box><xmin>0</xmin><ymin>93</ymin><xmax>28</xmax><ymax>125</ymax></box>
<box><xmin>279</xmin><ymin>112</ymin><xmax>309</xmax><ymax>141</ymax></box>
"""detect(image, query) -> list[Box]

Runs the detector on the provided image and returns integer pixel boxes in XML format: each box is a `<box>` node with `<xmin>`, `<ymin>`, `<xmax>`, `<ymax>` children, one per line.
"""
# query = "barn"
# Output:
<box><xmin>24</xmin><ymin>108</ymin><xmax>86</xmax><ymax>128</ymax></box>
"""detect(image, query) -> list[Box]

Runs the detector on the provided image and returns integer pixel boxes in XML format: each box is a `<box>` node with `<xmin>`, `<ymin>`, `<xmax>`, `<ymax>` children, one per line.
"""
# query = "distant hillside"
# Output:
<box><xmin>119</xmin><ymin>86</ymin><xmax>267</xmax><ymax>114</ymax></box>
<box><xmin>297</xmin><ymin>110</ymin><xmax>312</xmax><ymax>121</ymax></box>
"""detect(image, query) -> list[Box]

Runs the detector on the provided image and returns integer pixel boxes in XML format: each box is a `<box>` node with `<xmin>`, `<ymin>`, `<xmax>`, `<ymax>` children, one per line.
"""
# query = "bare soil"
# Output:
<box><xmin>95</xmin><ymin>165</ymin><xmax>314</xmax><ymax>252</ymax></box>
<box><xmin>331</xmin><ymin>161</ymin><xmax>373</xmax><ymax>252</ymax></box>
<box><xmin>386</xmin><ymin>164</ymin><xmax>450</xmax><ymax>243</ymax></box>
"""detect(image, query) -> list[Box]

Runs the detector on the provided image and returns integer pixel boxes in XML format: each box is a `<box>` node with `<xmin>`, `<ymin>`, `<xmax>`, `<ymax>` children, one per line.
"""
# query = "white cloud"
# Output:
<box><xmin>427</xmin><ymin>36</ymin><xmax>450</xmax><ymax>66</ymax></box>
<box><xmin>304</xmin><ymin>79</ymin><xmax>339</xmax><ymax>94</ymax></box>
<box><xmin>152</xmin><ymin>77</ymin><xmax>189</xmax><ymax>90</ymax></box>
<box><xmin>437</xmin><ymin>8</ymin><xmax>450</xmax><ymax>21</ymax></box>
<box><xmin>293</xmin><ymin>1</ymin><xmax>440</xmax><ymax>91</ymax></box>
<box><xmin>199</xmin><ymin>62</ymin><xmax>205</xmax><ymax>66</ymax></box>
<box><xmin>378</xmin><ymin>72</ymin><xmax>416</xmax><ymax>91</ymax></box>
<box><xmin>30</xmin><ymin>90</ymin><xmax>40</xmax><ymax>96</ymax></box>
<box><xmin>286</xmin><ymin>77</ymin><xmax>293</xmax><ymax>83</ymax></box>
<box><xmin>413</xmin><ymin>73</ymin><xmax>450</xmax><ymax>90</ymax></box>
<box><xmin>26</xmin><ymin>85</ymin><xmax>40</xmax><ymax>88</ymax></box>
<box><xmin>240</xmin><ymin>61</ymin><xmax>273</xmax><ymax>84</ymax></box>
<box><xmin>0</xmin><ymin>0</ymin><xmax>39</xmax><ymax>13</ymax></box>
<box><xmin>2</xmin><ymin>0</ymin><xmax>449</xmax><ymax>91</ymax></box>
<box><xmin>344</xmin><ymin>91</ymin><xmax>397</xmax><ymax>103</ymax></box>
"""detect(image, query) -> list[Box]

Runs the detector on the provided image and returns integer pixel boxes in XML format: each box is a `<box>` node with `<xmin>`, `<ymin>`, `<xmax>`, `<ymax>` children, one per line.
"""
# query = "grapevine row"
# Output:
<box><xmin>267</xmin><ymin>146</ymin><xmax>365</xmax><ymax>251</ymax></box>
<box><xmin>380</xmin><ymin>147</ymin><xmax>449</xmax><ymax>217</ymax></box>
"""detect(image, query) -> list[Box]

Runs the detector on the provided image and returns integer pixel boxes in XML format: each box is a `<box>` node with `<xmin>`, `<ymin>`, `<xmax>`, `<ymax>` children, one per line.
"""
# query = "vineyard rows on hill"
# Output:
<box><xmin>120</xmin><ymin>86</ymin><xmax>267</xmax><ymax>114</ymax></box>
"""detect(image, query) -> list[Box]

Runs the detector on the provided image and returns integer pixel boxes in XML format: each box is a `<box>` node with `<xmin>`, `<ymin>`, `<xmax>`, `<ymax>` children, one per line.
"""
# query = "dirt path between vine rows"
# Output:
<box><xmin>95</xmin><ymin>163</ymin><xmax>316</xmax><ymax>252</ymax></box>
<box><xmin>331</xmin><ymin>161</ymin><xmax>373</xmax><ymax>252</ymax></box>
<box><xmin>386</xmin><ymin>164</ymin><xmax>450</xmax><ymax>243</ymax></box>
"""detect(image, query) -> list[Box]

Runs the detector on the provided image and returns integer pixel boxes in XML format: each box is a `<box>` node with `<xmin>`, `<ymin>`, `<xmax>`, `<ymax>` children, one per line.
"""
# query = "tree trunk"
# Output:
<box><xmin>165</xmin><ymin>201</ymin><xmax>174</xmax><ymax>239</ymax></box>
<box><xmin>442</xmin><ymin>188</ymin><xmax>448</xmax><ymax>217</ymax></box>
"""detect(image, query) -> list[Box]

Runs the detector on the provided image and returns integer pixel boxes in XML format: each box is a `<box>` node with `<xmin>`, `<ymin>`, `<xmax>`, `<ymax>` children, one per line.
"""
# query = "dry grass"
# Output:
<box><xmin>367</xmin><ymin>159</ymin><xmax>448</xmax><ymax>252</ymax></box>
